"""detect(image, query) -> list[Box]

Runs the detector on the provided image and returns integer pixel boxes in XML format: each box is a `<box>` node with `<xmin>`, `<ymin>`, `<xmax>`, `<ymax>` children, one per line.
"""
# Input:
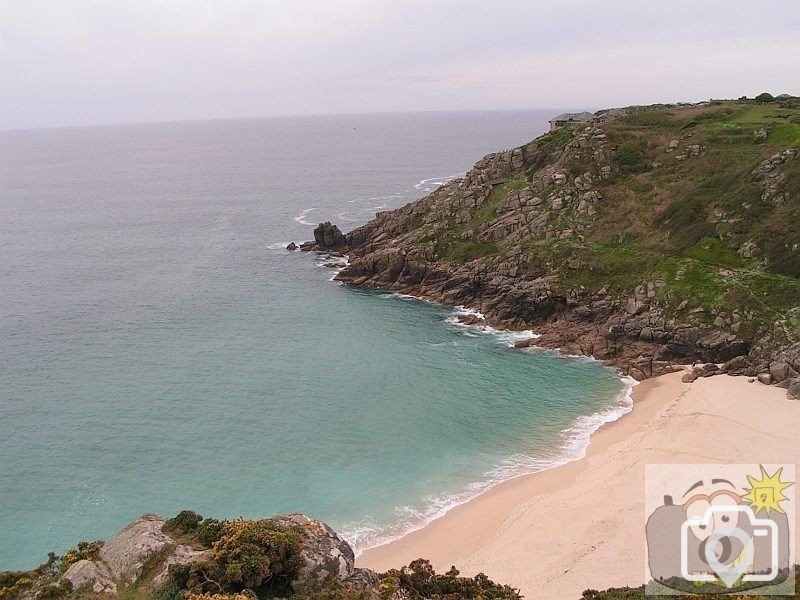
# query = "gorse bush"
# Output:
<box><xmin>59</xmin><ymin>541</ymin><xmax>103</xmax><ymax>573</ymax></box>
<box><xmin>162</xmin><ymin>511</ymin><xmax>223</xmax><ymax>548</ymax></box>
<box><xmin>168</xmin><ymin>518</ymin><xmax>303</xmax><ymax>599</ymax></box>
<box><xmin>379</xmin><ymin>559</ymin><xmax>522</xmax><ymax>600</ymax></box>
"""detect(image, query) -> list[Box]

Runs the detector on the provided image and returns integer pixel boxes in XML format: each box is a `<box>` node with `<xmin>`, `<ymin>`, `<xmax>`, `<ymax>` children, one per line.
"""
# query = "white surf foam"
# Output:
<box><xmin>414</xmin><ymin>173</ymin><xmax>463</xmax><ymax>192</ymax></box>
<box><xmin>444</xmin><ymin>305</ymin><xmax>540</xmax><ymax>346</ymax></box>
<box><xmin>313</xmin><ymin>253</ymin><xmax>350</xmax><ymax>281</ymax></box>
<box><xmin>294</xmin><ymin>207</ymin><xmax>318</xmax><ymax>225</ymax></box>
<box><xmin>340</xmin><ymin>374</ymin><xmax>637</xmax><ymax>556</ymax></box>
<box><xmin>324</xmin><ymin>265</ymin><xmax>637</xmax><ymax>557</ymax></box>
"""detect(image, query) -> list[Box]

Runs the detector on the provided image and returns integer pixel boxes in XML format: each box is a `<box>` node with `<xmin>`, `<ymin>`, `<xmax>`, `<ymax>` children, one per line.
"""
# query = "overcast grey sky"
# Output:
<box><xmin>1</xmin><ymin>0</ymin><xmax>798</xmax><ymax>129</ymax></box>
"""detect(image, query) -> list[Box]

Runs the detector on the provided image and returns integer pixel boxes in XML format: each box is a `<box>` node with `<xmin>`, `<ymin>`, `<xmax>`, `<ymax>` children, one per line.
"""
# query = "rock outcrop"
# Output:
<box><xmin>300</xmin><ymin>222</ymin><xmax>347</xmax><ymax>252</ymax></box>
<box><xmin>54</xmin><ymin>513</ymin><xmax>375</xmax><ymax>598</ymax></box>
<box><xmin>57</xmin><ymin>514</ymin><xmax>212</xmax><ymax>595</ymax></box>
<box><xmin>98</xmin><ymin>514</ymin><xmax>173</xmax><ymax>584</ymax></box>
<box><xmin>303</xmin><ymin>101</ymin><xmax>800</xmax><ymax>392</ymax></box>
<box><xmin>62</xmin><ymin>560</ymin><xmax>117</xmax><ymax>595</ymax></box>
<box><xmin>270</xmin><ymin>513</ymin><xmax>355</xmax><ymax>587</ymax></box>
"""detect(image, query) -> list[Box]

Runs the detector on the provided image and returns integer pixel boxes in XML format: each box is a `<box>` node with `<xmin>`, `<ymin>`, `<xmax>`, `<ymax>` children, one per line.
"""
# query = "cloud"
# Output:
<box><xmin>1</xmin><ymin>0</ymin><xmax>798</xmax><ymax>128</ymax></box>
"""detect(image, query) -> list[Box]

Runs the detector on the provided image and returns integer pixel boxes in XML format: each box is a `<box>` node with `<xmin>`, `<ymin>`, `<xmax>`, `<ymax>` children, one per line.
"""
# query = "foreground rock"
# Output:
<box><xmin>41</xmin><ymin>513</ymin><xmax>389</xmax><ymax>599</ymax></box>
<box><xmin>6</xmin><ymin>512</ymin><xmax>519</xmax><ymax>600</ymax></box>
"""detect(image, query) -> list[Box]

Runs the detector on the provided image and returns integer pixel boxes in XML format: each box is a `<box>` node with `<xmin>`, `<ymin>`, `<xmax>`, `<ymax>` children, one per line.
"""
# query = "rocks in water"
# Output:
<box><xmin>313</xmin><ymin>221</ymin><xmax>347</xmax><ymax>250</ymax></box>
<box><xmin>286</xmin><ymin>241</ymin><xmax>298</xmax><ymax>251</ymax></box>
<box><xmin>62</xmin><ymin>560</ymin><xmax>117</xmax><ymax>595</ymax></box>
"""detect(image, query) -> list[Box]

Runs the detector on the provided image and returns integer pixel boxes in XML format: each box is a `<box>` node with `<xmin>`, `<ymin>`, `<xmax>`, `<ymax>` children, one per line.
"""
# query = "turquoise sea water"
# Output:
<box><xmin>0</xmin><ymin>111</ymin><xmax>628</xmax><ymax>569</ymax></box>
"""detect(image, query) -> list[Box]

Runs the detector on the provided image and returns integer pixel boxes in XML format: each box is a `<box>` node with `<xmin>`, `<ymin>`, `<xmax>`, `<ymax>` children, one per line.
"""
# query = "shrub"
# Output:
<box><xmin>212</xmin><ymin>520</ymin><xmax>301</xmax><ymax>591</ymax></box>
<box><xmin>170</xmin><ymin>519</ymin><xmax>303</xmax><ymax>598</ymax></box>
<box><xmin>755</xmin><ymin>92</ymin><xmax>774</xmax><ymax>103</ymax></box>
<box><xmin>380</xmin><ymin>559</ymin><xmax>522</xmax><ymax>599</ymax></box>
<box><xmin>612</xmin><ymin>141</ymin><xmax>647</xmax><ymax>172</ymax></box>
<box><xmin>59</xmin><ymin>541</ymin><xmax>103</xmax><ymax>573</ymax></box>
<box><xmin>164</xmin><ymin>511</ymin><xmax>204</xmax><ymax>537</ymax></box>
<box><xmin>198</xmin><ymin>519</ymin><xmax>224</xmax><ymax>548</ymax></box>
<box><xmin>163</xmin><ymin>511</ymin><xmax>224</xmax><ymax>548</ymax></box>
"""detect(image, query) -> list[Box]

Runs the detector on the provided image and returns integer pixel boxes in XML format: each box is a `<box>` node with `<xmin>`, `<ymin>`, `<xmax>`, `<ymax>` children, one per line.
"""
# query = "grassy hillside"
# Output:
<box><xmin>351</xmin><ymin>98</ymin><xmax>799</xmax><ymax>350</ymax></box>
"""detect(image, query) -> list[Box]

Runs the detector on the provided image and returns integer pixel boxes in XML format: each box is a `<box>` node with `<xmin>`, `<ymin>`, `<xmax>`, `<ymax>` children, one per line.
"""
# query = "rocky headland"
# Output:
<box><xmin>0</xmin><ymin>512</ymin><xmax>521</xmax><ymax>600</ymax></box>
<box><xmin>302</xmin><ymin>99</ymin><xmax>800</xmax><ymax>396</ymax></box>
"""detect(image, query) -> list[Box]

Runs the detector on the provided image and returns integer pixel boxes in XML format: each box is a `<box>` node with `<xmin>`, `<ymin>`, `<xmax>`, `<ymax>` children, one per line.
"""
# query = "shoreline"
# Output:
<box><xmin>337</xmin><ymin>291</ymin><xmax>639</xmax><ymax>556</ymax></box>
<box><xmin>357</xmin><ymin>371</ymin><xmax>800</xmax><ymax>599</ymax></box>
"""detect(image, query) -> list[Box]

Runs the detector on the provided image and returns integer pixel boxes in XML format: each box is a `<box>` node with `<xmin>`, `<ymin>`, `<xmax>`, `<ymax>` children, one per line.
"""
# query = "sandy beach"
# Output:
<box><xmin>358</xmin><ymin>371</ymin><xmax>800</xmax><ymax>599</ymax></box>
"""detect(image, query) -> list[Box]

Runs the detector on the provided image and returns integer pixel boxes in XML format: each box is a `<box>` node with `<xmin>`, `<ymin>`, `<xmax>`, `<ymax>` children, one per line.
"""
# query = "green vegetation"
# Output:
<box><xmin>163</xmin><ymin>510</ymin><xmax>223</xmax><ymax>548</ymax></box>
<box><xmin>612</xmin><ymin>141</ymin><xmax>647</xmax><ymax>172</ymax></box>
<box><xmin>169</xmin><ymin>520</ymin><xmax>302</xmax><ymax>598</ymax></box>
<box><xmin>406</xmin><ymin>99</ymin><xmax>800</xmax><ymax>345</ymax></box>
<box><xmin>755</xmin><ymin>91</ymin><xmax>775</xmax><ymax>103</ymax></box>
<box><xmin>1</xmin><ymin>512</ymin><xmax>522</xmax><ymax>600</ymax></box>
<box><xmin>377</xmin><ymin>559</ymin><xmax>521</xmax><ymax>600</ymax></box>
<box><xmin>442</xmin><ymin>239</ymin><xmax>500</xmax><ymax>263</ymax></box>
<box><xmin>580</xmin><ymin>566</ymin><xmax>800</xmax><ymax>599</ymax></box>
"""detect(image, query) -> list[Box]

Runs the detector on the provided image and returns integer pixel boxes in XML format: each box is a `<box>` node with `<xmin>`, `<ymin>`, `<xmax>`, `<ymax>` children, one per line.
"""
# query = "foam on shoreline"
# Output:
<box><xmin>339</xmin><ymin>296</ymin><xmax>638</xmax><ymax>556</ymax></box>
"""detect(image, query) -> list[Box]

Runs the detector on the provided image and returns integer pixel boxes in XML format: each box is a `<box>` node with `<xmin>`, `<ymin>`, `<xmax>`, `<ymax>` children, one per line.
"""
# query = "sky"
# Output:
<box><xmin>1</xmin><ymin>0</ymin><xmax>799</xmax><ymax>130</ymax></box>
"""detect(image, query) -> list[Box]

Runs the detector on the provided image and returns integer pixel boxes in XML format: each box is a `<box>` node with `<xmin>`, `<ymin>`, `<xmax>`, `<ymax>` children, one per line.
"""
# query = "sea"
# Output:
<box><xmin>0</xmin><ymin>110</ymin><xmax>632</xmax><ymax>570</ymax></box>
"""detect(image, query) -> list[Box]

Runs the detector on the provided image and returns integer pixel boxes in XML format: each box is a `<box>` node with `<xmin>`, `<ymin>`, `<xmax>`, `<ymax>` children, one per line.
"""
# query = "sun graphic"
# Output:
<box><xmin>742</xmin><ymin>465</ymin><xmax>794</xmax><ymax>515</ymax></box>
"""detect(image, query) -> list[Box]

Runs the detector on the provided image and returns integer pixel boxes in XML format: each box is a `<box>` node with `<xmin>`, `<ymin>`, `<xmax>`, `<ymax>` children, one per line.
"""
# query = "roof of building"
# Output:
<box><xmin>550</xmin><ymin>111</ymin><xmax>595</xmax><ymax>123</ymax></box>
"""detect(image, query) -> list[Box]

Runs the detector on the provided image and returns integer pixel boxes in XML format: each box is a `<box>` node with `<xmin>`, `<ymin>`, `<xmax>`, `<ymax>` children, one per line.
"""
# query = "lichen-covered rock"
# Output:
<box><xmin>98</xmin><ymin>514</ymin><xmax>172</xmax><ymax>585</ymax></box>
<box><xmin>270</xmin><ymin>513</ymin><xmax>354</xmax><ymax>586</ymax></box>
<box><xmin>150</xmin><ymin>545</ymin><xmax>212</xmax><ymax>590</ymax></box>
<box><xmin>62</xmin><ymin>559</ymin><xmax>117</xmax><ymax>595</ymax></box>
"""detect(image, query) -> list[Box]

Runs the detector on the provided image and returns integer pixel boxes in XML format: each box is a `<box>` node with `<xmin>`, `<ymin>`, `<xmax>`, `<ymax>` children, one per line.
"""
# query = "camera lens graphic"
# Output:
<box><xmin>703</xmin><ymin>527</ymin><xmax>753</xmax><ymax>587</ymax></box>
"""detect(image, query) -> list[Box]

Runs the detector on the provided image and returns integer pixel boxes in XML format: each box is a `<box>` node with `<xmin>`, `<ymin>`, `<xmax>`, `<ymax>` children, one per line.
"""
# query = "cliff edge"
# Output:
<box><xmin>309</xmin><ymin>99</ymin><xmax>800</xmax><ymax>393</ymax></box>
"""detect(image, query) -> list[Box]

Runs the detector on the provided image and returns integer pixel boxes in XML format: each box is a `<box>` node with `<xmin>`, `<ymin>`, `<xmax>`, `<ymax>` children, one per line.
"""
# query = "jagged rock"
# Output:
<box><xmin>62</xmin><ymin>560</ymin><xmax>117</xmax><ymax>595</ymax></box>
<box><xmin>286</xmin><ymin>242</ymin><xmax>298</xmax><ymax>251</ymax></box>
<box><xmin>318</xmin><ymin>104</ymin><xmax>799</xmax><ymax>382</ymax></box>
<box><xmin>98</xmin><ymin>514</ymin><xmax>172</xmax><ymax>585</ymax></box>
<box><xmin>770</xmin><ymin>362</ymin><xmax>791</xmax><ymax>383</ymax></box>
<box><xmin>270</xmin><ymin>514</ymin><xmax>355</xmax><ymax>587</ymax></box>
<box><xmin>757</xmin><ymin>373</ymin><xmax>773</xmax><ymax>385</ymax></box>
<box><xmin>313</xmin><ymin>222</ymin><xmax>347</xmax><ymax>250</ymax></box>
<box><xmin>788</xmin><ymin>380</ymin><xmax>800</xmax><ymax>400</ymax></box>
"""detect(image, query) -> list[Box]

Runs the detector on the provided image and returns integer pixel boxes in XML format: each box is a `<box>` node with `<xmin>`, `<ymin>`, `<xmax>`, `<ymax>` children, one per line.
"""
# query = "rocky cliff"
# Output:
<box><xmin>304</xmin><ymin>99</ymin><xmax>800</xmax><ymax>395</ymax></box>
<box><xmin>0</xmin><ymin>512</ymin><xmax>520</xmax><ymax>600</ymax></box>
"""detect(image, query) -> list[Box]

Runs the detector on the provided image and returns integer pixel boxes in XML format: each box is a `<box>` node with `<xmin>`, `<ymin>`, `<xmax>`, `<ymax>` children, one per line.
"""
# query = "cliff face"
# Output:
<box><xmin>315</xmin><ymin>100</ymin><xmax>800</xmax><ymax>390</ymax></box>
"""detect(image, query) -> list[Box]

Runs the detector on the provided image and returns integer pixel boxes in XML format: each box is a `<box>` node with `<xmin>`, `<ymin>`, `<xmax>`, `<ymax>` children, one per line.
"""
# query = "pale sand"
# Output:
<box><xmin>358</xmin><ymin>371</ymin><xmax>800</xmax><ymax>599</ymax></box>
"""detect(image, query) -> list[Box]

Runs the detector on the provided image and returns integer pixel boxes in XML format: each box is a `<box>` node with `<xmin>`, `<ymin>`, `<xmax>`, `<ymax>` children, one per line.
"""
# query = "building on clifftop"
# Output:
<box><xmin>548</xmin><ymin>111</ymin><xmax>595</xmax><ymax>131</ymax></box>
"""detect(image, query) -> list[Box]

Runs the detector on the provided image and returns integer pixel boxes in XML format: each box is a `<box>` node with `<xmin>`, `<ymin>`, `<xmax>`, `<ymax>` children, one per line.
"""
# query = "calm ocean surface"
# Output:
<box><xmin>0</xmin><ymin>111</ymin><xmax>629</xmax><ymax>569</ymax></box>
